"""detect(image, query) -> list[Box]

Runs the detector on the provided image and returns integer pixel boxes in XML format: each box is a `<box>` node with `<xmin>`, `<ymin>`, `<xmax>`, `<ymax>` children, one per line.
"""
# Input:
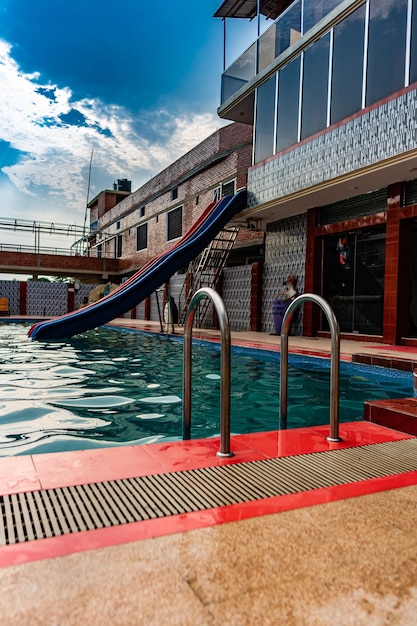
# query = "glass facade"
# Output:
<box><xmin>221</xmin><ymin>0</ymin><xmax>347</xmax><ymax>103</ymax></box>
<box><xmin>252</xmin><ymin>0</ymin><xmax>417</xmax><ymax>164</ymax></box>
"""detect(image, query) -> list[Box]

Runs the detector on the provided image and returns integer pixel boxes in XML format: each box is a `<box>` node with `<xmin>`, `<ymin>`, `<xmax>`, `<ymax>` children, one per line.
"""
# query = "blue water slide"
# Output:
<box><xmin>29</xmin><ymin>190</ymin><xmax>247</xmax><ymax>340</ymax></box>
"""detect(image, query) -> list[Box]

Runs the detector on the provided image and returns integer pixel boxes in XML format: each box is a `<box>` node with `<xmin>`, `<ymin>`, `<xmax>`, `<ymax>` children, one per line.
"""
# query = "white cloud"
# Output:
<box><xmin>0</xmin><ymin>39</ymin><xmax>222</xmax><ymax>224</ymax></box>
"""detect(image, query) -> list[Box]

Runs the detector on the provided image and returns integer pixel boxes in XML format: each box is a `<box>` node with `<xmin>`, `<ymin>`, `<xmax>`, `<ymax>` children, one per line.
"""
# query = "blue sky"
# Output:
<box><xmin>0</xmin><ymin>0</ymin><xmax>260</xmax><ymax>252</ymax></box>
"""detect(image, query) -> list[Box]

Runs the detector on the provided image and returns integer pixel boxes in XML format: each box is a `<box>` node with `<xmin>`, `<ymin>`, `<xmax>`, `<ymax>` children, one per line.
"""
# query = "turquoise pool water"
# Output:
<box><xmin>0</xmin><ymin>323</ymin><xmax>412</xmax><ymax>456</ymax></box>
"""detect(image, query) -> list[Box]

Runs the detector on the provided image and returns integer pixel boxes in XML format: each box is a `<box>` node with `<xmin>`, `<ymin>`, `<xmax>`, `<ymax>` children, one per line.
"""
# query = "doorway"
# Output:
<box><xmin>322</xmin><ymin>226</ymin><xmax>385</xmax><ymax>334</ymax></box>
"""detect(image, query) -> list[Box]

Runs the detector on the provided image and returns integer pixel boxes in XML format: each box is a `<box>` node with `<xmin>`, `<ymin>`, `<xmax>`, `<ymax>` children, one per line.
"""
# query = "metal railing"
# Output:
<box><xmin>0</xmin><ymin>243</ymin><xmax>114</xmax><ymax>259</ymax></box>
<box><xmin>182</xmin><ymin>287</ymin><xmax>233</xmax><ymax>457</ymax></box>
<box><xmin>279</xmin><ymin>293</ymin><xmax>342</xmax><ymax>443</ymax></box>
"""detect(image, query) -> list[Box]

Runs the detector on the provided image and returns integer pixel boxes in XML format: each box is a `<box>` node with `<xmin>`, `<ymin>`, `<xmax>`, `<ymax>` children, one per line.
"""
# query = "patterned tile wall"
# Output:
<box><xmin>262</xmin><ymin>214</ymin><xmax>307</xmax><ymax>334</ymax></box>
<box><xmin>0</xmin><ymin>281</ymin><xmax>20</xmax><ymax>315</ymax></box>
<box><xmin>247</xmin><ymin>90</ymin><xmax>417</xmax><ymax>208</ymax></box>
<box><xmin>27</xmin><ymin>282</ymin><xmax>68</xmax><ymax>317</ymax></box>
<box><xmin>223</xmin><ymin>265</ymin><xmax>252</xmax><ymax>331</ymax></box>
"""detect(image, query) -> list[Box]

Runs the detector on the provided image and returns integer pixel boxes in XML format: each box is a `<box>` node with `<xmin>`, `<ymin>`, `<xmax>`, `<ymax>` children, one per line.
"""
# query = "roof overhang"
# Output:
<box><xmin>214</xmin><ymin>0</ymin><xmax>293</xmax><ymax>21</ymax></box>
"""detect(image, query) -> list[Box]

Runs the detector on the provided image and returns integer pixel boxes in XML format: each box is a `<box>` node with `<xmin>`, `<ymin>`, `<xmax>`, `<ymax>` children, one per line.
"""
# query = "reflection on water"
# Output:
<box><xmin>0</xmin><ymin>323</ymin><xmax>412</xmax><ymax>456</ymax></box>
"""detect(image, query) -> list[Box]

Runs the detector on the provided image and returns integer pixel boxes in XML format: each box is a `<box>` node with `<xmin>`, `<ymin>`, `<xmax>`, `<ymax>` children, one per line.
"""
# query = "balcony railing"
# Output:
<box><xmin>220</xmin><ymin>0</ymin><xmax>343</xmax><ymax>106</ymax></box>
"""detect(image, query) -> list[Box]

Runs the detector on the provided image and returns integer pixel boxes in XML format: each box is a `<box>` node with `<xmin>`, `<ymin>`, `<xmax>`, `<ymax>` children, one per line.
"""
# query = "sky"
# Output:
<box><xmin>0</xmin><ymin>0</ymin><xmax>261</xmax><ymax>255</ymax></box>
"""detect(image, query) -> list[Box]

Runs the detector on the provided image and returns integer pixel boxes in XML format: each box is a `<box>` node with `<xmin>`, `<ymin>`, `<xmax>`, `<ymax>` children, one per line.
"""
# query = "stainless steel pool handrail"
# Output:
<box><xmin>279</xmin><ymin>293</ymin><xmax>342</xmax><ymax>442</ymax></box>
<box><xmin>182</xmin><ymin>287</ymin><xmax>234</xmax><ymax>457</ymax></box>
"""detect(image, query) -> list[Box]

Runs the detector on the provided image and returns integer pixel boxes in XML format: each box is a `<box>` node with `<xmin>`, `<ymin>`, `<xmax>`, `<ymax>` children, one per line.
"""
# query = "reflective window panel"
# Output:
<box><xmin>276</xmin><ymin>56</ymin><xmax>301</xmax><ymax>152</ymax></box>
<box><xmin>331</xmin><ymin>3</ymin><xmax>366</xmax><ymax>124</ymax></box>
<box><xmin>254</xmin><ymin>75</ymin><xmax>277</xmax><ymax>163</ymax></box>
<box><xmin>366</xmin><ymin>0</ymin><xmax>408</xmax><ymax>106</ymax></box>
<box><xmin>301</xmin><ymin>33</ymin><xmax>330</xmax><ymax>141</ymax></box>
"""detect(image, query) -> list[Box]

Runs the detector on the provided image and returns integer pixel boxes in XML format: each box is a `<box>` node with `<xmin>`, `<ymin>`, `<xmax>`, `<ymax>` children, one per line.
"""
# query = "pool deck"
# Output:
<box><xmin>2</xmin><ymin>319</ymin><xmax>417</xmax><ymax>624</ymax></box>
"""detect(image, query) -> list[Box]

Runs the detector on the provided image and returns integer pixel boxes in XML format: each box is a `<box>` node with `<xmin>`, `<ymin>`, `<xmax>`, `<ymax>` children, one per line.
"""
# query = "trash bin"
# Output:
<box><xmin>272</xmin><ymin>298</ymin><xmax>291</xmax><ymax>334</ymax></box>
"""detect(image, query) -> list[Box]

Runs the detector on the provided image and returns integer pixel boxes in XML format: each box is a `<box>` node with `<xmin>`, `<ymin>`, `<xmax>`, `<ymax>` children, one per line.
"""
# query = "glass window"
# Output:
<box><xmin>254</xmin><ymin>75</ymin><xmax>276</xmax><ymax>163</ymax></box>
<box><xmin>301</xmin><ymin>33</ymin><xmax>330</xmax><ymax>141</ymax></box>
<box><xmin>276</xmin><ymin>56</ymin><xmax>301</xmax><ymax>152</ymax></box>
<box><xmin>167</xmin><ymin>206</ymin><xmax>182</xmax><ymax>241</ymax></box>
<box><xmin>303</xmin><ymin>0</ymin><xmax>341</xmax><ymax>35</ymax></box>
<box><xmin>331</xmin><ymin>4</ymin><xmax>366</xmax><ymax>125</ymax></box>
<box><xmin>136</xmin><ymin>224</ymin><xmax>148</xmax><ymax>251</ymax></box>
<box><xmin>366</xmin><ymin>0</ymin><xmax>408</xmax><ymax>107</ymax></box>
<box><xmin>410</xmin><ymin>0</ymin><xmax>417</xmax><ymax>84</ymax></box>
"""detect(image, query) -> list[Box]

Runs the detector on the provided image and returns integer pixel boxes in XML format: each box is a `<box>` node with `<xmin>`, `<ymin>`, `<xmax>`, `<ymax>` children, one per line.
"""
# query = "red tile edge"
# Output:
<box><xmin>2</xmin><ymin>469</ymin><xmax>416</xmax><ymax>569</ymax></box>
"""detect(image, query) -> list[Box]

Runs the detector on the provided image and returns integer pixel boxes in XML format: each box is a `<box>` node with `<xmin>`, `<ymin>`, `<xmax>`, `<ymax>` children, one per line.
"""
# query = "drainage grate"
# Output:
<box><xmin>1</xmin><ymin>438</ymin><xmax>417</xmax><ymax>545</ymax></box>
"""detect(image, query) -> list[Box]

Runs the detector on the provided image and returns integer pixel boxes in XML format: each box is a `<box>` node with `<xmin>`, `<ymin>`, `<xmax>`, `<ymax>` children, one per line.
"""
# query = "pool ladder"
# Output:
<box><xmin>182</xmin><ymin>287</ymin><xmax>233</xmax><ymax>457</ymax></box>
<box><xmin>182</xmin><ymin>290</ymin><xmax>342</xmax><ymax>457</ymax></box>
<box><xmin>280</xmin><ymin>293</ymin><xmax>342</xmax><ymax>442</ymax></box>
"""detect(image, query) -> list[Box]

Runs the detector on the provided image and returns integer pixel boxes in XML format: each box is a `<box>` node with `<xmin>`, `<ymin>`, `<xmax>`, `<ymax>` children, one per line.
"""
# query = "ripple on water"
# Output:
<box><xmin>48</xmin><ymin>365</ymin><xmax>96</xmax><ymax>377</ymax></box>
<box><xmin>138</xmin><ymin>395</ymin><xmax>182</xmax><ymax>405</ymax></box>
<box><xmin>50</xmin><ymin>395</ymin><xmax>135</xmax><ymax>408</ymax></box>
<box><xmin>136</xmin><ymin>413</ymin><xmax>165</xmax><ymax>420</ymax></box>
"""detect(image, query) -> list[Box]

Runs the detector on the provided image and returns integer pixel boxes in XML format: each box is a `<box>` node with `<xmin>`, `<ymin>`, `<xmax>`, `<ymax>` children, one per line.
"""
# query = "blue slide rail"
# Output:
<box><xmin>29</xmin><ymin>191</ymin><xmax>247</xmax><ymax>340</ymax></box>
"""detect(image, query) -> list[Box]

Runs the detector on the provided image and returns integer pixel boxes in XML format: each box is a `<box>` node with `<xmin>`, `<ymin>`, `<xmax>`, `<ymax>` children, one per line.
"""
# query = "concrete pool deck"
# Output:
<box><xmin>1</xmin><ymin>319</ymin><xmax>417</xmax><ymax>624</ymax></box>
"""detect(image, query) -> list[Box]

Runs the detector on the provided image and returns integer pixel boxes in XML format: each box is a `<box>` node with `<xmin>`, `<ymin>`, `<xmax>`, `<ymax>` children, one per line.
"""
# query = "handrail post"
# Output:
<box><xmin>182</xmin><ymin>287</ymin><xmax>233</xmax><ymax>457</ymax></box>
<box><xmin>279</xmin><ymin>293</ymin><xmax>342</xmax><ymax>443</ymax></box>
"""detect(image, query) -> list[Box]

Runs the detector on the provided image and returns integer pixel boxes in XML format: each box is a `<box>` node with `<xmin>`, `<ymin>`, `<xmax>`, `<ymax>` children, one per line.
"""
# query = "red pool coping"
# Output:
<box><xmin>0</xmin><ymin>421</ymin><xmax>415</xmax><ymax>568</ymax></box>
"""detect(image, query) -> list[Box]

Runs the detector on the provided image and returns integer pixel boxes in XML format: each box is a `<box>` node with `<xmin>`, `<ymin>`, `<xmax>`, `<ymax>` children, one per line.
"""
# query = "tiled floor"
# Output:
<box><xmin>2</xmin><ymin>320</ymin><xmax>417</xmax><ymax>624</ymax></box>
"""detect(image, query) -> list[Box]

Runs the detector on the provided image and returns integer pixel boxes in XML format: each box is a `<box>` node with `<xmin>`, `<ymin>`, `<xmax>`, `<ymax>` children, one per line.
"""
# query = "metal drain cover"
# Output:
<box><xmin>1</xmin><ymin>438</ymin><xmax>416</xmax><ymax>545</ymax></box>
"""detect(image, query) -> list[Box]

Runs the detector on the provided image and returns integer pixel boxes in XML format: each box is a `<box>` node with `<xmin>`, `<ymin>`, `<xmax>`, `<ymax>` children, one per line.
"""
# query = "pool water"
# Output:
<box><xmin>0</xmin><ymin>323</ymin><xmax>412</xmax><ymax>456</ymax></box>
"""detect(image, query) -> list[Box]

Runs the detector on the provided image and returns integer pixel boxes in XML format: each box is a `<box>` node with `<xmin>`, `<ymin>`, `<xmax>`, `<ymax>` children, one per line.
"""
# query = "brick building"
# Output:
<box><xmin>88</xmin><ymin>122</ymin><xmax>262</xmax><ymax>274</ymax></box>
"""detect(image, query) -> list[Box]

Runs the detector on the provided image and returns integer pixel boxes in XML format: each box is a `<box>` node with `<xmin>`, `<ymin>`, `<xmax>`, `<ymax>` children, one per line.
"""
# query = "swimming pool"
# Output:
<box><xmin>0</xmin><ymin>323</ymin><xmax>412</xmax><ymax>456</ymax></box>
